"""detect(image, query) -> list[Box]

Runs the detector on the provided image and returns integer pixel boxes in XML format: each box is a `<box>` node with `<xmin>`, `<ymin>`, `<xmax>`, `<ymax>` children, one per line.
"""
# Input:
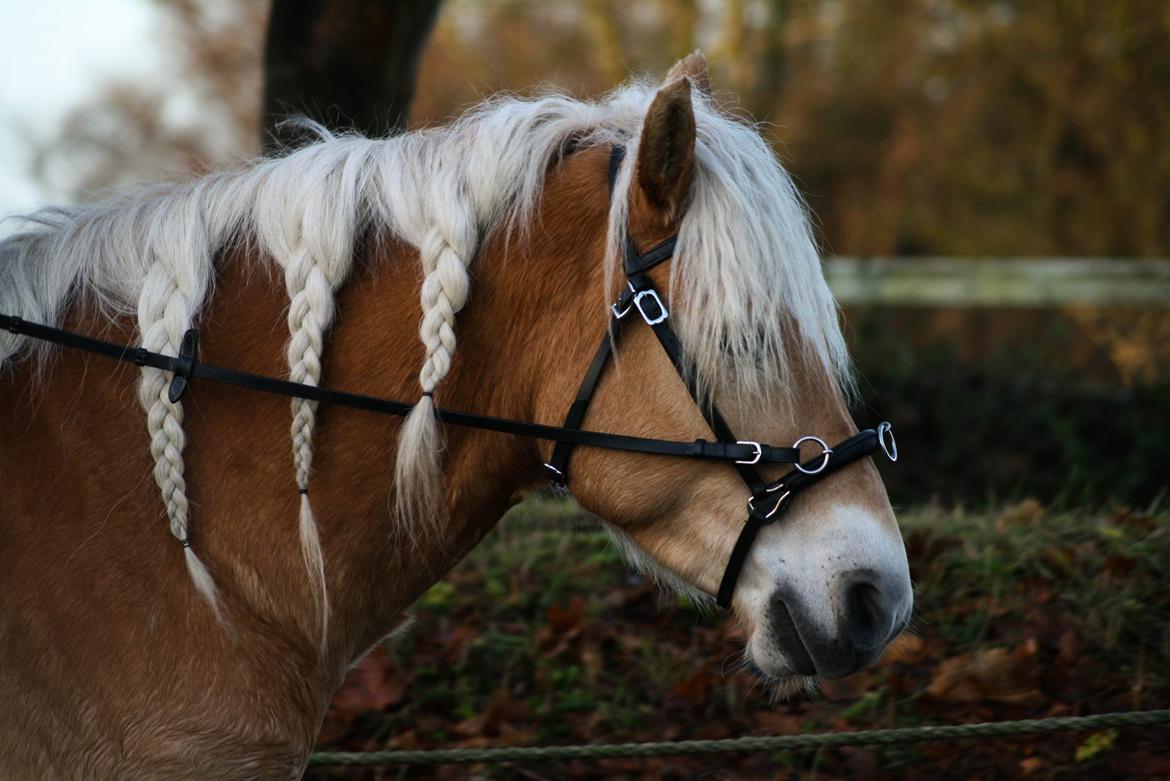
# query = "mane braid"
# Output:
<box><xmin>255</xmin><ymin>129</ymin><xmax>378</xmax><ymax>651</ymax></box>
<box><xmin>0</xmin><ymin>81</ymin><xmax>852</xmax><ymax>627</ymax></box>
<box><xmin>135</xmin><ymin>191</ymin><xmax>222</xmax><ymax>618</ymax></box>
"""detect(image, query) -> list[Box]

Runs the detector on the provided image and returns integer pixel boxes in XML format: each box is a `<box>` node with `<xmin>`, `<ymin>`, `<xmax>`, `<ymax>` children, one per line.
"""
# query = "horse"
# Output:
<box><xmin>0</xmin><ymin>54</ymin><xmax>912</xmax><ymax>779</ymax></box>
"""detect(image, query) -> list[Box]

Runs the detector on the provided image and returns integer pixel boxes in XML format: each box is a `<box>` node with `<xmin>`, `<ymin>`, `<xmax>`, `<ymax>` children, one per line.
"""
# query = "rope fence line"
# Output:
<box><xmin>308</xmin><ymin>708</ymin><xmax>1170</xmax><ymax>767</ymax></box>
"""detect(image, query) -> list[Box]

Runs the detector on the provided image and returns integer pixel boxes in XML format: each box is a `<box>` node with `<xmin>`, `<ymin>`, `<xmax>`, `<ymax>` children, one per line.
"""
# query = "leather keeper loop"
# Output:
<box><xmin>167</xmin><ymin>328</ymin><xmax>200</xmax><ymax>403</ymax></box>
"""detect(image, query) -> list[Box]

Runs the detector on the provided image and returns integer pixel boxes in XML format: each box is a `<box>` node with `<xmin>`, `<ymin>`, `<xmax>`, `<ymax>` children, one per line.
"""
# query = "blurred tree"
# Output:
<box><xmin>769</xmin><ymin>0</ymin><xmax>1170</xmax><ymax>257</ymax></box>
<box><xmin>29</xmin><ymin>0</ymin><xmax>1170</xmax><ymax>260</ymax></box>
<box><xmin>261</xmin><ymin>0</ymin><xmax>441</xmax><ymax>152</ymax></box>
<box><xmin>32</xmin><ymin>0</ymin><xmax>266</xmax><ymax>199</ymax></box>
<box><xmin>19</xmin><ymin>0</ymin><xmax>1167</xmax><ymax>497</ymax></box>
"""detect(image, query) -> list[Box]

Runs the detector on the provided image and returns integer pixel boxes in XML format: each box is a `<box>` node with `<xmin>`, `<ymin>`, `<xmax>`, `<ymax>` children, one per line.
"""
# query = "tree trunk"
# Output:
<box><xmin>261</xmin><ymin>0</ymin><xmax>441</xmax><ymax>153</ymax></box>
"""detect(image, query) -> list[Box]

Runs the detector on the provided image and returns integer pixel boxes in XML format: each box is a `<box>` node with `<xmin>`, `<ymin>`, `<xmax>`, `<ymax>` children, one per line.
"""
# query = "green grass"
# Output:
<box><xmin>903</xmin><ymin>501</ymin><xmax>1169</xmax><ymax>688</ymax></box>
<box><xmin>311</xmin><ymin>498</ymin><xmax>1170</xmax><ymax>779</ymax></box>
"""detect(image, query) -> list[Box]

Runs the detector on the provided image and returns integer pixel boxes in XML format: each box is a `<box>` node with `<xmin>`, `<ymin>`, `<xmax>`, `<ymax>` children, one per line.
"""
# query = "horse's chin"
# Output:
<box><xmin>742</xmin><ymin>657</ymin><xmax>820</xmax><ymax>701</ymax></box>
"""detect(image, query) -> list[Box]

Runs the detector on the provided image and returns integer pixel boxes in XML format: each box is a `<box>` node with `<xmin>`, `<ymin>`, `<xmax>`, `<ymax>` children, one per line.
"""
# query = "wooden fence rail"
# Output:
<box><xmin>825</xmin><ymin>257</ymin><xmax>1170</xmax><ymax>306</ymax></box>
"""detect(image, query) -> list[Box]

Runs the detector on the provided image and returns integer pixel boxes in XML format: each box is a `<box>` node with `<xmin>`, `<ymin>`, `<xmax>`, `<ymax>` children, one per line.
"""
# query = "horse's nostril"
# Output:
<box><xmin>765</xmin><ymin>574</ymin><xmax>906</xmax><ymax>679</ymax></box>
<box><xmin>843</xmin><ymin>579</ymin><xmax>890</xmax><ymax>656</ymax></box>
<box><xmin>767</xmin><ymin>594</ymin><xmax>817</xmax><ymax>676</ymax></box>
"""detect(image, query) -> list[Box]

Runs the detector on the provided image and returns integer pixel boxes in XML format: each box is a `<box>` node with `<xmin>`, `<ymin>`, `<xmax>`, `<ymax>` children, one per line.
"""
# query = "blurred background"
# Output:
<box><xmin>2</xmin><ymin>1</ymin><xmax>1168</xmax><ymax>778</ymax></box>
<box><xmin>4</xmin><ymin>0</ymin><xmax>1168</xmax><ymax>508</ymax></box>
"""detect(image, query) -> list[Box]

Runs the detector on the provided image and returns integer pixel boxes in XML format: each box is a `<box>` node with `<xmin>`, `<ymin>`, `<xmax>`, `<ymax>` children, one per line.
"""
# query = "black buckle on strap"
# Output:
<box><xmin>167</xmin><ymin>328</ymin><xmax>199</xmax><ymax>403</ymax></box>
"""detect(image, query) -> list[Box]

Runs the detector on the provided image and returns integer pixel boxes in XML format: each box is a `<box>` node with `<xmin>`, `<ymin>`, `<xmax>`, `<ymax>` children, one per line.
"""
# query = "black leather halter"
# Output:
<box><xmin>546</xmin><ymin>146</ymin><xmax>897</xmax><ymax>607</ymax></box>
<box><xmin>0</xmin><ymin>144</ymin><xmax>896</xmax><ymax>610</ymax></box>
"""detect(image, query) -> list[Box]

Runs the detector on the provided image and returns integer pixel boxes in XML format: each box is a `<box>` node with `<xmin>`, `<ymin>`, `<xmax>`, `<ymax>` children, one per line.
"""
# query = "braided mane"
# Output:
<box><xmin>0</xmin><ymin>82</ymin><xmax>850</xmax><ymax>625</ymax></box>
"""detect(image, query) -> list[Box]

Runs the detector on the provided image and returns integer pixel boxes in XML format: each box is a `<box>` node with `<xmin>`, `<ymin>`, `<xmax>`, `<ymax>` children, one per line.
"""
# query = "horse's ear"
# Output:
<box><xmin>633</xmin><ymin>76</ymin><xmax>696</xmax><ymax>226</ymax></box>
<box><xmin>665</xmin><ymin>50</ymin><xmax>711</xmax><ymax>97</ymax></box>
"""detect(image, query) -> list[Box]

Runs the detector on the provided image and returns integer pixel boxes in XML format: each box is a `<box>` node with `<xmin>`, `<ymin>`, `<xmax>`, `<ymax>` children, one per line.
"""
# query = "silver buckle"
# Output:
<box><xmin>633</xmin><ymin>289</ymin><xmax>668</xmax><ymax>325</ymax></box>
<box><xmin>877</xmin><ymin>422</ymin><xmax>898</xmax><ymax>462</ymax></box>
<box><xmin>611</xmin><ymin>299</ymin><xmax>632</xmax><ymax>319</ymax></box>
<box><xmin>793</xmin><ymin>435</ymin><xmax>832</xmax><ymax>474</ymax></box>
<box><xmin>735</xmin><ymin>440</ymin><xmax>762</xmax><ymax>465</ymax></box>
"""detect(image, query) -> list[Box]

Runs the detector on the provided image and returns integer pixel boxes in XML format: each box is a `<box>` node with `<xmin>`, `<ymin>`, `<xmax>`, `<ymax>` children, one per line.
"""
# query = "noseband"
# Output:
<box><xmin>0</xmin><ymin>145</ymin><xmax>895</xmax><ymax>610</ymax></box>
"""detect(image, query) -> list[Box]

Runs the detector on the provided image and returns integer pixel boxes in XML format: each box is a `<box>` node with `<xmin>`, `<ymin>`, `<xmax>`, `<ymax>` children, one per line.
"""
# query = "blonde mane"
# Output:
<box><xmin>0</xmin><ymin>80</ymin><xmax>850</xmax><ymax>633</ymax></box>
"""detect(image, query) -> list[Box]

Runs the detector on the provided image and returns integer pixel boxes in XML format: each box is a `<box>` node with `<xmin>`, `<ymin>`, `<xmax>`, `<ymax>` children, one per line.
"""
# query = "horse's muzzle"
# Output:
<box><xmin>767</xmin><ymin>569</ymin><xmax>911</xmax><ymax>679</ymax></box>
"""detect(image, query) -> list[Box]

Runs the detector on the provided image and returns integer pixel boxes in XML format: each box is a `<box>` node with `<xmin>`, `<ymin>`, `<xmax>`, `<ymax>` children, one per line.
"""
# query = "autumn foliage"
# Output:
<box><xmin>306</xmin><ymin>500</ymin><xmax>1170</xmax><ymax>780</ymax></box>
<box><xmin>35</xmin><ymin>0</ymin><xmax>1170</xmax><ymax>260</ymax></box>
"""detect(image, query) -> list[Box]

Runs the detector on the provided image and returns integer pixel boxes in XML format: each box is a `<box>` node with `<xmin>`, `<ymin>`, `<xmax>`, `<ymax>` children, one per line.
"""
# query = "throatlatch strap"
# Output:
<box><xmin>545</xmin><ymin>318</ymin><xmax>623</xmax><ymax>484</ymax></box>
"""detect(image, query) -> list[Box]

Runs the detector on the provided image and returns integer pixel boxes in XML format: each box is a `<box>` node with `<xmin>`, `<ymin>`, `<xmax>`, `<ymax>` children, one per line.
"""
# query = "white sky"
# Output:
<box><xmin>0</xmin><ymin>0</ymin><xmax>163</xmax><ymax>218</ymax></box>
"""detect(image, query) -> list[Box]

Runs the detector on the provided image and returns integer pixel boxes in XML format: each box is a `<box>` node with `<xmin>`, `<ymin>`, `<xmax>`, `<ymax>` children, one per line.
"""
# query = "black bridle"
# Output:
<box><xmin>0</xmin><ymin>145</ymin><xmax>895</xmax><ymax>609</ymax></box>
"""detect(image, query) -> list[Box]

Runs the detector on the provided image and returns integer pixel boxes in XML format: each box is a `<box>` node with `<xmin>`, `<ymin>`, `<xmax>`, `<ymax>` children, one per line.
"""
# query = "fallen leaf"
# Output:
<box><xmin>318</xmin><ymin>647</ymin><xmax>406</xmax><ymax>743</ymax></box>
<box><xmin>1019</xmin><ymin>576</ymin><xmax>1054</xmax><ymax>605</ymax></box>
<box><xmin>752</xmin><ymin>710</ymin><xmax>805</xmax><ymax>733</ymax></box>
<box><xmin>670</xmin><ymin>667</ymin><xmax>718</xmax><ymax>705</ymax></box>
<box><xmin>1075</xmin><ymin>729</ymin><xmax>1118</xmax><ymax>762</ymax></box>
<box><xmin>441</xmin><ymin>622</ymin><xmax>478</xmax><ymax>664</ymax></box>
<box><xmin>1110</xmin><ymin>507</ymin><xmax>1156</xmax><ymax>532</ymax></box>
<box><xmin>1101</xmin><ymin>554</ymin><xmax>1137</xmax><ymax>579</ymax></box>
<box><xmin>820</xmin><ymin>671</ymin><xmax>872</xmax><ymax>703</ymax></box>
<box><xmin>880</xmin><ymin>632</ymin><xmax>928</xmax><ymax>665</ymax></box>
<box><xmin>1056</xmin><ymin>628</ymin><xmax>1081</xmax><ymax>664</ymax></box>
<box><xmin>454</xmin><ymin>686</ymin><xmax>529</xmax><ymax>737</ymax></box>
<box><xmin>996</xmin><ymin>499</ymin><xmax>1046</xmax><ymax>531</ymax></box>
<box><xmin>547</xmin><ymin>595</ymin><xmax>587</xmax><ymax>633</ymax></box>
<box><xmin>1018</xmin><ymin>756</ymin><xmax>1044</xmax><ymax>775</ymax></box>
<box><xmin>924</xmin><ymin>642</ymin><xmax>1044</xmax><ymax>705</ymax></box>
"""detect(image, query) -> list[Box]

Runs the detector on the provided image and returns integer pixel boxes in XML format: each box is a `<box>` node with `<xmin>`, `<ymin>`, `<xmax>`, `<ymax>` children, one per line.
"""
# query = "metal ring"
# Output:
<box><xmin>793</xmin><ymin>435</ymin><xmax>832</xmax><ymax>474</ymax></box>
<box><xmin>877</xmin><ymin>422</ymin><xmax>898</xmax><ymax>462</ymax></box>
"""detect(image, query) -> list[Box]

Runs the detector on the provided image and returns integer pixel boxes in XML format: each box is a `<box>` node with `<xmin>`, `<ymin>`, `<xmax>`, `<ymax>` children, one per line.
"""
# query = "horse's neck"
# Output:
<box><xmin>198</xmin><ymin>215</ymin><xmax>607</xmax><ymax>682</ymax></box>
<box><xmin>304</xmin><ymin>200</ymin><xmax>610</xmax><ymax>673</ymax></box>
<box><xmin>0</xmin><ymin>152</ymin><xmax>614</xmax><ymax>768</ymax></box>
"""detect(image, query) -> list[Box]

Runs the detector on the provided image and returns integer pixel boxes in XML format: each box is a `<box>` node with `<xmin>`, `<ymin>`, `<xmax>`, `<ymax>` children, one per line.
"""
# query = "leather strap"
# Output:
<box><xmin>0</xmin><ymin>313</ymin><xmax>801</xmax><ymax>468</ymax></box>
<box><xmin>624</xmin><ymin>271</ymin><xmax>767</xmax><ymax>495</ymax></box>
<box><xmin>545</xmin><ymin>318</ymin><xmax>622</xmax><ymax>484</ymax></box>
<box><xmin>623</xmin><ymin>235</ymin><xmax>678</xmax><ymax>275</ymax></box>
